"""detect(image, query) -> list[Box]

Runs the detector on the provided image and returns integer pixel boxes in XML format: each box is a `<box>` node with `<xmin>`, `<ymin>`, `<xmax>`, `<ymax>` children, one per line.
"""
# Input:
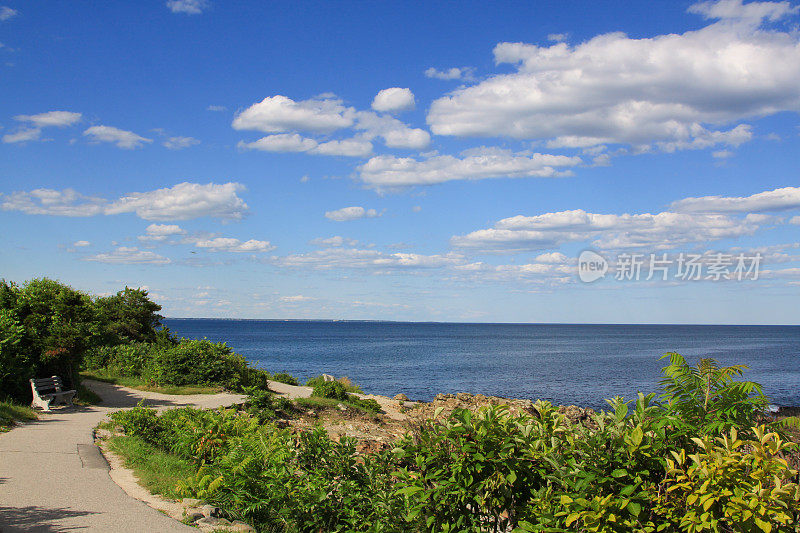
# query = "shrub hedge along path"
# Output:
<box><xmin>0</xmin><ymin>379</ymin><xmax>244</xmax><ymax>533</ymax></box>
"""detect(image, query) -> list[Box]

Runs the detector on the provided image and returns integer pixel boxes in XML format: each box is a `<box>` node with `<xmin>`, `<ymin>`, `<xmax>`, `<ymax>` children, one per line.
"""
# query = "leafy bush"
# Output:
<box><xmin>270</xmin><ymin>372</ymin><xmax>299</xmax><ymax>386</ymax></box>
<box><xmin>110</xmin><ymin>402</ymin><xmax>164</xmax><ymax>442</ymax></box>
<box><xmin>312</xmin><ymin>380</ymin><xmax>350</xmax><ymax>401</ymax></box>
<box><xmin>658</xmin><ymin>426</ymin><xmax>800</xmax><ymax>532</ymax></box>
<box><xmin>98</xmin><ymin>353</ymin><xmax>800</xmax><ymax>531</ymax></box>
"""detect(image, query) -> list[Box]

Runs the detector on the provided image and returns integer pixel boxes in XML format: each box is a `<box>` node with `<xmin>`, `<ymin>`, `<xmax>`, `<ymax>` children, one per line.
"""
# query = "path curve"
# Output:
<box><xmin>0</xmin><ymin>380</ymin><xmax>245</xmax><ymax>533</ymax></box>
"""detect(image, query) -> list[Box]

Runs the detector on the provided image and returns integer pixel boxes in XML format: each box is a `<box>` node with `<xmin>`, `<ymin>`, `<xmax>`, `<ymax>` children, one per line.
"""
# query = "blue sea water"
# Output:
<box><xmin>163</xmin><ymin>320</ymin><xmax>800</xmax><ymax>409</ymax></box>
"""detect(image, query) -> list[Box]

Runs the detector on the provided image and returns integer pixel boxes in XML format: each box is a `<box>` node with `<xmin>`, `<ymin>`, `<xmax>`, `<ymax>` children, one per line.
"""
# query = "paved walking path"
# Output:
<box><xmin>0</xmin><ymin>380</ymin><xmax>245</xmax><ymax>533</ymax></box>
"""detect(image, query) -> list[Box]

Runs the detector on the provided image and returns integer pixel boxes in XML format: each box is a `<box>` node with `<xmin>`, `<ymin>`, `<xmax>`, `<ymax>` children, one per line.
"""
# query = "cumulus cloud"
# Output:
<box><xmin>73</xmin><ymin>240</ymin><xmax>91</xmax><ymax>247</ymax></box>
<box><xmin>670</xmin><ymin>186</ymin><xmax>800</xmax><ymax>213</ymax></box>
<box><xmin>791</xmin><ymin>215</ymin><xmax>800</xmax><ymax>225</ymax></box>
<box><xmin>238</xmin><ymin>133</ymin><xmax>372</xmax><ymax>157</ymax></box>
<box><xmin>193</xmin><ymin>237</ymin><xmax>275</xmax><ymax>253</ymax></box>
<box><xmin>166</xmin><ymin>0</ymin><xmax>209</xmax><ymax>14</ymax></box>
<box><xmin>309</xmin><ymin>236</ymin><xmax>359</xmax><ymax>247</ymax></box>
<box><xmin>2</xmin><ymin>127</ymin><xmax>41</xmax><ymax>144</ymax></box>
<box><xmin>207</xmin><ymin>105</ymin><xmax>226</xmax><ymax>112</ymax></box>
<box><xmin>0</xmin><ymin>6</ymin><xmax>17</xmax><ymax>21</ymax></box>
<box><xmin>427</xmin><ymin>2</ymin><xmax>800</xmax><ymax>152</ymax></box>
<box><xmin>1</xmin><ymin>182</ymin><xmax>248</xmax><ymax>220</ymax></box>
<box><xmin>354</xmin><ymin>112</ymin><xmax>430</xmax><ymax>149</ymax></box>
<box><xmin>371</xmin><ymin>87</ymin><xmax>415</xmax><ymax>113</ymax></box>
<box><xmin>84</xmin><ymin>125</ymin><xmax>152</xmax><ymax>149</ymax></box>
<box><xmin>234</xmin><ymin>94</ymin><xmax>429</xmax><ymax>153</ymax></box>
<box><xmin>15</xmin><ymin>111</ymin><xmax>82</xmax><ymax>128</ymax></box>
<box><xmin>357</xmin><ymin>147</ymin><xmax>581</xmax><ymax>188</ymax></box>
<box><xmin>106</xmin><ymin>182</ymin><xmax>248</xmax><ymax>220</ymax></box>
<box><xmin>424</xmin><ymin>67</ymin><xmax>475</xmax><ymax>81</ymax></box>
<box><xmin>163</xmin><ymin>136</ymin><xmax>200</xmax><ymax>150</ymax></box>
<box><xmin>324</xmin><ymin>206</ymin><xmax>381</xmax><ymax>222</ymax></box>
<box><xmin>138</xmin><ymin>223</ymin><xmax>186</xmax><ymax>242</ymax></box>
<box><xmin>3</xmin><ymin>111</ymin><xmax>82</xmax><ymax>144</ymax></box>
<box><xmin>233</xmin><ymin>95</ymin><xmax>354</xmax><ymax>134</ymax></box>
<box><xmin>85</xmin><ymin>246</ymin><xmax>171</xmax><ymax>265</ymax></box>
<box><xmin>452</xmin><ymin>209</ymin><xmax>763</xmax><ymax>252</ymax></box>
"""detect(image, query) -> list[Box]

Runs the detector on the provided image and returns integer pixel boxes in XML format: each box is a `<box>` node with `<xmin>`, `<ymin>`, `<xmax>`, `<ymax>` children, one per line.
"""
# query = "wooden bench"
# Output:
<box><xmin>30</xmin><ymin>376</ymin><xmax>76</xmax><ymax>411</ymax></box>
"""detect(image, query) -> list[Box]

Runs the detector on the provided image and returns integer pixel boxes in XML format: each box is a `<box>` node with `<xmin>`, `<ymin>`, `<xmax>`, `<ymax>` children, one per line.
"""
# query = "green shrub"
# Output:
<box><xmin>110</xmin><ymin>402</ymin><xmax>164</xmax><ymax>442</ymax></box>
<box><xmin>270</xmin><ymin>372</ymin><xmax>299</xmax><ymax>386</ymax></box>
<box><xmin>658</xmin><ymin>426</ymin><xmax>800</xmax><ymax>532</ymax></box>
<box><xmin>312</xmin><ymin>381</ymin><xmax>350</xmax><ymax>401</ymax></box>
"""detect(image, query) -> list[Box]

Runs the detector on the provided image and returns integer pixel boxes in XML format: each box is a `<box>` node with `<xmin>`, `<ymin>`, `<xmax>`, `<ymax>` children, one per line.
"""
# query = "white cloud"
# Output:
<box><xmin>84</xmin><ymin>125</ymin><xmax>152</xmax><ymax>149</ymax></box>
<box><xmin>2</xmin><ymin>182</ymin><xmax>248</xmax><ymax>220</ymax></box>
<box><xmin>233</xmin><ymin>95</ymin><xmax>354</xmax><ymax>134</ymax></box>
<box><xmin>712</xmin><ymin>149</ymin><xmax>735</xmax><ymax>158</ymax></box>
<box><xmin>166</xmin><ymin>0</ymin><xmax>209</xmax><ymax>14</ymax></box>
<box><xmin>424</xmin><ymin>67</ymin><xmax>475</xmax><ymax>81</ymax></box>
<box><xmin>193</xmin><ymin>237</ymin><xmax>275</xmax><ymax>253</ymax></box>
<box><xmin>358</xmin><ymin>147</ymin><xmax>581</xmax><ymax>188</ymax></box>
<box><xmin>163</xmin><ymin>136</ymin><xmax>200</xmax><ymax>150</ymax></box>
<box><xmin>106</xmin><ymin>182</ymin><xmax>248</xmax><ymax>220</ymax></box>
<box><xmin>2</xmin><ymin>127</ymin><xmax>41</xmax><ymax>144</ymax></box>
<box><xmin>325</xmin><ymin>206</ymin><xmax>380</xmax><ymax>222</ymax></box>
<box><xmin>0</xmin><ymin>6</ymin><xmax>17</xmax><ymax>21</ymax></box>
<box><xmin>15</xmin><ymin>111</ymin><xmax>81</xmax><ymax>128</ymax></box>
<box><xmin>427</xmin><ymin>2</ymin><xmax>800</xmax><ymax>152</ymax></box>
<box><xmin>790</xmin><ymin>215</ymin><xmax>800</xmax><ymax>225</ymax></box>
<box><xmin>372</xmin><ymin>87</ymin><xmax>415</xmax><ymax>113</ymax></box>
<box><xmin>354</xmin><ymin>111</ymin><xmax>430</xmax><ymax>149</ymax></box>
<box><xmin>85</xmin><ymin>246</ymin><xmax>171</xmax><ymax>265</ymax></box>
<box><xmin>547</xmin><ymin>33</ymin><xmax>568</xmax><ymax>42</ymax></box>
<box><xmin>670</xmin><ymin>186</ymin><xmax>800</xmax><ymax>213</ymax></box>
<box><xmin>688</xmin><ymin>0</ymin><xmax>798</xmax><ymax>23</ymax></box>
<box><xmin>535</xmin><ymin>251</ymin><xmax>569</xmax><ymax>264</ymax></box>
<box><xmin>138</xmin><ymin>223</ymin><xmax>186</xmax><ymax>242</ymax></box>
<box><xmin>207</xmin><ymin>105</ymin><xmax>226</xmax><ymax>112</ymax></box>
<box><xmin>310</xmin><ymin>236</ymin><xmax>359</xmax><ymax>247</ymax></box>
<box><xmin>452</xmin><ymin>209</ymin><xmax>762</xmax><ymax>251</ymax></box>
<box><xmin>73</xmin><ymin>240</ymin><xmax>91</xmax><ymax>247</ymax></box>
<box><xmin>234</xmin><ymin>94</ymin><xmax>428</xmax><ymax>152</ymax></box>
<box><xmin>312</xmin><ymin>138</ymin><xmax>373</xmax><ymax>157</ymax></box>
<box><xmin>273</xmin><ymin>247</ymin><xmax>463</xmax><ymax>270</ymax></box>
<box><xmin>238</xmin><ymin>133</ymin><xmax>372</xmax><ymax>157</ymax></box>
<box><xmin>0</xmin><ymin>188</ymin><xmax>106</xmax><ymax>216</ymax></box>
<box><xmin>280</xmin><ymin>295</ymin><xmax>317</xmax><ymax>303</ymax></box>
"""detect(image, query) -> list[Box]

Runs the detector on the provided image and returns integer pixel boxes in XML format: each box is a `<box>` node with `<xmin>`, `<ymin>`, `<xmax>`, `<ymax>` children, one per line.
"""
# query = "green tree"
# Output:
<box><xmin>94</xmin><ymin>287</ymin><xmax>163</xmax><ymax>345</ymax></box>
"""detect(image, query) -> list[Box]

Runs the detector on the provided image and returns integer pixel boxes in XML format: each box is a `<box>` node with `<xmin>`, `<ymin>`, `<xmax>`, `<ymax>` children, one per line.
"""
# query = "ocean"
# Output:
<box><xmin>163</xmin><ymin>320</ymin><xmax>800</xmax><ymax>409</ymax></box>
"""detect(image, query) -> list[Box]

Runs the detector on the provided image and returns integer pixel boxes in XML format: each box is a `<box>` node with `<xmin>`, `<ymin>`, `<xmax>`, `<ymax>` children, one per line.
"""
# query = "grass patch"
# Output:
<box><xmin>81</xmin><ymin>370</ymin><xmax>222</xmax><ymax>395</ymax></box>
<box><xmin>106</xmin><ymin>435</ymin><xmax>195</xmax><ymax>499</ymax></box>
<box><xmin>0</xmin><ymin>401</ymin><xmax>37</xmax><ymax>431</ymax></box>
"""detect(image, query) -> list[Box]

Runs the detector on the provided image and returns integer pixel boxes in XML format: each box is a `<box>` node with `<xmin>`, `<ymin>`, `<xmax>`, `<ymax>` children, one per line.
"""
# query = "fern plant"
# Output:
<box><xmin>658</xmin><ymin>352</ymin><xmax>768</xmax><ymax>436</ymax></box>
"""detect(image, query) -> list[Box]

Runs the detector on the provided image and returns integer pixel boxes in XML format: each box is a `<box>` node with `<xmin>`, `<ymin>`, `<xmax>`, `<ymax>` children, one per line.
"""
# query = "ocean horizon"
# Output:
<box><xmin>163</xmin><ymin>319</ymin><xmax>800</xmax><ymax>410</ymax></box>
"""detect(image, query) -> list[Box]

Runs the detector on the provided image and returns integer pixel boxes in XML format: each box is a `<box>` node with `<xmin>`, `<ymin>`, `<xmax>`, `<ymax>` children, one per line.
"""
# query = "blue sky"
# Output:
<box><xmin>1</xmin><ymin>0</ymin><xmax>799</xmax><ymax>323</ymax></box>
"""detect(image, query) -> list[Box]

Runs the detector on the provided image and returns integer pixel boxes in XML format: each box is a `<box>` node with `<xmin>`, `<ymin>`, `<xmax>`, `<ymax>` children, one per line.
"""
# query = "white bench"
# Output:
<box><xmin>30</xmin><ymin>375</ymin><xmax>76</xmax><ymax>411</ymax></box>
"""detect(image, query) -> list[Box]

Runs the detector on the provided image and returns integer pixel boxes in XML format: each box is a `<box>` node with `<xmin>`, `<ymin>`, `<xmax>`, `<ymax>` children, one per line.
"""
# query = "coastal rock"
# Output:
<box><xmin>322</xmin><ymin>373</ymin><xmax>335</xmax><ymax>382</ymax></box>
<box><xmin>201</xmin><ymin>504</ymin><xmax>222</xmax><ymax>518</ymax></box>
<box><xmin>185</xmin><ymin>510</ymin><xmax>204</xmax><ymax>522</ymax></box>
<box><xmin>393</xmin><ymin>393</ymin><xmax>409</xmax><ymax>401</ymax></box>
<box><xmin>456</xmin><ymin>392</ymin><xmax>473</xmax><ymax>401</ymax></box>
<box><xmin>182</xmin><ymin>498</ymin><xmax>202</xmax><ymax>507</ymax></box>
<box><xmin>196</xmin><ymin>516</ymin><xmax>231</xmax><ymax>527</ymax></box>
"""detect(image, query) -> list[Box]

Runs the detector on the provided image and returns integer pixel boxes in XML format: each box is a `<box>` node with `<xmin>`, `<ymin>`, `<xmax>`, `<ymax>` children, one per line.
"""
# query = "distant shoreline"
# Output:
<box><xmin>164</xmin><ymin>318</ymin><xmax>800</xmax><ymax>327</ymax></box>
